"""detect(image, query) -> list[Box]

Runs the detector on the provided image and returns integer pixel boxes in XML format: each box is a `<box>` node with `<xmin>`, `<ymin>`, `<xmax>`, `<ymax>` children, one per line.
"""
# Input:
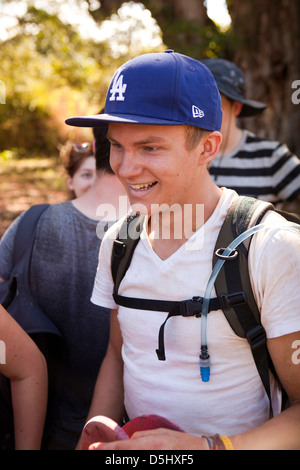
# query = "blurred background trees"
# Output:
<box><xmin>0</xmin><ymin>0</ymin><xmax>299</xmax><ymax>157</ymax></box>
<box><xmin>0</xmin><ymin>4</ymin><xmax>124</xmax><ymax>155</ymax></box>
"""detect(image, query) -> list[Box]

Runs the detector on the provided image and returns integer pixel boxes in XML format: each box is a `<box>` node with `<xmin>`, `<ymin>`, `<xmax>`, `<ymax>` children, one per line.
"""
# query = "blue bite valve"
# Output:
<box><xmin>200</xmin><ymin>358</ymin><xmax>210</xmax><ymax>382</ymax></box>
<box><xmin>200</xmin><ymin>347</ymin><xmax>210</xmax><ymax>382</ymax></box>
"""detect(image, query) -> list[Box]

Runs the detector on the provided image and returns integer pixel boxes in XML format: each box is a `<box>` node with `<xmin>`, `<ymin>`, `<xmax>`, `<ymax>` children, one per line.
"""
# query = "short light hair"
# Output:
<box><xmin>185</xmin><ymin>125</ymin><xmax>209</xmax><ymax>150</ymax></box>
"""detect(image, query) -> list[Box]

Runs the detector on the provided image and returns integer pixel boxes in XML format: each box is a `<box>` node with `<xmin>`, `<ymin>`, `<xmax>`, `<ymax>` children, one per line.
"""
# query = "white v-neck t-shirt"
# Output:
<box><xmin>91</xmin><ymin>188</ymin><xmax>300</xmax><ymax>437</ymax></box>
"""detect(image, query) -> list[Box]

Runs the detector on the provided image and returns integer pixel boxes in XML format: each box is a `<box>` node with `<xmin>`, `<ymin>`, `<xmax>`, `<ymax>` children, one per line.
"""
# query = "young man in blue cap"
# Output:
<box><xmin>202</xmin><ymin>58</ymin><xmax>300</xmax><ymax>208</ymax></box>
<box><xmin>66</xmin><ymin>50</ymin><xmax>300</xmax><ymax>450</ymax></box>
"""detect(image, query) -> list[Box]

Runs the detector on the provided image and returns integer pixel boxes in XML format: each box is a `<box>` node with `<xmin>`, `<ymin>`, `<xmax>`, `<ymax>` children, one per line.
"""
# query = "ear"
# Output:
<box><xmin>66</xmin><ymin>175</ymin><xmax>74</xmax><ymax>191</ymax></box>
<box><xmin>199</xmin><ymin>131</ymin><xmax>222</xmax><ymax>165</ymax></box>
<box><xmin>233</xmin><ymin>101</ymin><xmax>243</xmax><ymax>117</ymax></box>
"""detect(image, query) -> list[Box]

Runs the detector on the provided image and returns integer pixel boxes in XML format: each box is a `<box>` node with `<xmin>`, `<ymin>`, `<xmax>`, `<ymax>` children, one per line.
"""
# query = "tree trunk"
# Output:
<box><xmin>229</xmin><ymin>0</ymin><xmax>300</xmax><ymax>156</ymax></box>
<box><xmin>87</xmin><ymin>0</ymin><xmax>215</xmax><ymax>58</ymax></box>
<box><xmin>92</xmin><ymin>0</ymin><xmax>209</xmax><ymax>25</ymax></box>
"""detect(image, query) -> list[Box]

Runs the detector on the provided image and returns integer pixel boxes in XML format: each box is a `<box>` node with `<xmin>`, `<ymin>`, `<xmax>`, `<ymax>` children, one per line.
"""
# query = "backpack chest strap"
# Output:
<box><xmin>113</xmin><ymin>292</ymin><xmax>232</xmax><ymax>361</ymax></box>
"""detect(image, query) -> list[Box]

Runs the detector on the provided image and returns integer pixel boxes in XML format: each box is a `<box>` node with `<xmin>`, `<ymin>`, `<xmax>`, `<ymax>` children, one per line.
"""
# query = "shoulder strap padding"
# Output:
<box><xmin>111</xmin><ymin>213</ymin><xmax>145</xmax><ymax>295</ymax></box>
<box><xmin>213</xmin><ymin>196</ymin><xmax>275</xmax><ymax>407</ymax></box>
<box><xmin>13</xmin><ymin>203</ymin><xmax>50</xmax><ymax>266</ymax></box>
<box><xmin>213</xmin><ymin>196</ymin><xmax>273</xmax><ymax>338</ymax></box>
<box><xmin>1</xmin><ymin>204</ymin><xmax>50</xmax><ymax>309</ymax></box>
<box><xmin>1</xmin><ymin>203</ymin><xmax>63</xmax><ymax>337</ymax></box>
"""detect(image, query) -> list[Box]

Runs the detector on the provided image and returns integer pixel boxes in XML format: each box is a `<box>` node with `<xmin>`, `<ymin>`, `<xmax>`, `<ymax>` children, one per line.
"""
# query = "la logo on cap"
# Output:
<box><xmin>192</xmin><ymin>105</ymin><xmax>205</xmax><ymax>119</ymax></box>
<box><xmin>110</xmin><ymin>70</ymin><xmax>127</xmax><ymax>102</ymax></box>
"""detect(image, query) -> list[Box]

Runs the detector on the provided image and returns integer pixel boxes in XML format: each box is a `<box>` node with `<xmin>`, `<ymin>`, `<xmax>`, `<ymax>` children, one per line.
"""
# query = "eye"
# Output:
<box><xmin>111</xmin><ymin>142</ymin><xmax>123</xmax><ymax>150</ymax></box>
<box><xmin>144</xmin><ymin>146</ymin><xmax>158</xmax><ymax>152</ymax></box>
<box><xmin>82</xmin><ymin>171</ymin><xmax>93</xmax><ymax>178</ymax></box>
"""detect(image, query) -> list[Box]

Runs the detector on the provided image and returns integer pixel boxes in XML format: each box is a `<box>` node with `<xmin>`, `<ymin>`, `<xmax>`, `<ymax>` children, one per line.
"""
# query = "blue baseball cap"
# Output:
<box><xmin>65</xmin><ymin>50</ymin><xmax>222</xmax><ymax>131</ymax></box>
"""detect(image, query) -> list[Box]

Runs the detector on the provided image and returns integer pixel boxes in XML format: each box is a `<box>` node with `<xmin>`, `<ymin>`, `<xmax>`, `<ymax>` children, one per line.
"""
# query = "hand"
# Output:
<box><xmin>87</xmin><ymin>428</ymin><xmax>209</xmax><ymax>450</ymax></box>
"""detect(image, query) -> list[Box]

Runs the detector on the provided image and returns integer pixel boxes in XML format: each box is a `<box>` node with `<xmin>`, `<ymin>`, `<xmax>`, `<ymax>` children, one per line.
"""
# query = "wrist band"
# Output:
<box><xmin>220</xmin><ymin>435</ymin><xmax>234</xmax><ymax>450</ymax></box>
<box><xmin>202</xmin><ymin>435</ymin><xmax>214</xmax><ymax>450</ymax></box>
<box><xmin>202</xmin><ymin>434</ymin><xmax>234</xmax><ymax>450</ymax></box>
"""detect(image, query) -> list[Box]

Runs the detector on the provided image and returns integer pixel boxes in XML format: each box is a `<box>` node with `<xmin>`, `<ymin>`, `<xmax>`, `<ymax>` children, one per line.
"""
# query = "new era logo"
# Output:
<box><xmin>192</xmin><ymin>105</ymin><xmax>204</xmax><ymax>119</ymax></box>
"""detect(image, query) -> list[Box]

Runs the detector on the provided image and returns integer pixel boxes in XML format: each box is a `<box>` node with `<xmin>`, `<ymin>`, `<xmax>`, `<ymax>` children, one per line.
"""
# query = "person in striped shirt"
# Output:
<box><xmin>202</xmin><ymin>58</ymin><xmax>300</xmax><ymax>208</ymax></box>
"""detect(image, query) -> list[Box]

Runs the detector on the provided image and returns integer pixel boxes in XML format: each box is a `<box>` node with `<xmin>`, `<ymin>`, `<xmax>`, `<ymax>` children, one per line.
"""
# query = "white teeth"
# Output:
<box><xmin>130</xmin><ymin>182</ymin><xmax>155</xmax><ymax>190</ymax></box>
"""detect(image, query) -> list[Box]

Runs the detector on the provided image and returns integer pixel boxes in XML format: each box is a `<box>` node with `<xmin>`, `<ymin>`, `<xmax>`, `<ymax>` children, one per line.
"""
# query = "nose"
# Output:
<box><xmin>113</xmin><ymin>149</ymin><xmax>143</xmax><ymax>180</ymax></box>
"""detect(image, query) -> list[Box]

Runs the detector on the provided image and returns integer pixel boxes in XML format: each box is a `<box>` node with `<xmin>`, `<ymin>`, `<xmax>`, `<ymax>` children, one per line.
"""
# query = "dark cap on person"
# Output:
<box><xmin>65</xmin><ymin>50</ymin><xmax>222</xmax><ymax>132</ymax></box>
<box><xmin>202</xmin><ymin>58</ymin><xmax>267</xmax><ymax>118</ymax></box>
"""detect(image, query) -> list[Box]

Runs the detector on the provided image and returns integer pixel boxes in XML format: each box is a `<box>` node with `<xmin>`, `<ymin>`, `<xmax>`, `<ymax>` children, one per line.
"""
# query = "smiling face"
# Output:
<box><xmin>107</xmin><ymin>123</ymin><xmax>221</xmax><ymax>216</ymax></box>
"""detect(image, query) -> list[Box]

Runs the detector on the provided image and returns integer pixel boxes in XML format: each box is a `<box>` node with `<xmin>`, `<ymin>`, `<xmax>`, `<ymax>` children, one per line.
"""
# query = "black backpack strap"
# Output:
<box><xmin>2</xmin><ymin>204</ymin><xmax>50</xmax><ymax>309</ymax></box>
<box><xmin>111</xmin><ymin>212</ymin><xmax>145</xmax><ymax>295</ymax></box>
<box><xmin>115</xmin><ymin>293</ymin><xmax>222</xmax><ymax>360</ymax></box>
<box><xmin>213</xmin><ymin>196</ymin><xmax>274</xmax><ymax>405</ymax></box>
<box><xmin>13</xmin><ymin>204</ymin><xmax>50</xmax><ymax>266</ymax></box>
<box><xmin>1</xmin><ymin>203</ymin><xmax>64</xmax><ymax>339</ymax></box>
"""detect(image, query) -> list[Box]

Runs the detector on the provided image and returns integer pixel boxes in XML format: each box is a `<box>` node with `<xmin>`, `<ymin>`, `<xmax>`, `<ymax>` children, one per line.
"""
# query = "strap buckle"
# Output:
<box><xmin>113</xmin><ymin>240</ymin><xmax>126</xmax><ymax>258</ymax></box>
<box><xmin>220</xmin><ymin>291</ymin><xmax>246</xmax><ymax>310</ymax></box>
<box><xmin>179</xmin><ymin>297</ymin><xmax>203</xmax><ymax>318</ymax></box>
<box><xmin>246</xmin><ymin>325</ymin><xmax>267</xmax><ymax>350</ymax></box>
<box><xmin>215</xmin><ymin>247</ymin><xmax>239</xmax><ymax>260</ymax></box>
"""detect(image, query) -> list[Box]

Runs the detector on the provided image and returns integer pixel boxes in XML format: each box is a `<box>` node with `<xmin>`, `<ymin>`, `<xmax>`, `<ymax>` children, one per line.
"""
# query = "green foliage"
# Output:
<box><xmin>161</xmin><ymin>19</ymin><xmax>233</xmax><ymax>60</ymax></box>
<box><xmin>0</xmin><ymin>2</ymin><xmax>235</xmax><ymax>156</ymax></box>
<box><xmin>112</xmin><ymin>1</ymin><xmax>235</xmax><ymax>60</ymax></box>
<box><xmin>0</xmin><ymin>6</ymin><xmax>113</xmax><ymax>155</ymax></box>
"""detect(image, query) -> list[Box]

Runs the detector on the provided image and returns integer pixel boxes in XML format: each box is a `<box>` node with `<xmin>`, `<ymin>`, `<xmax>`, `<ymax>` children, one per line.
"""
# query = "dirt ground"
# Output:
<box><xmin>0</xmin><ymin>157</ymin><xmax>69</xmax><ymax>238</ymax></box>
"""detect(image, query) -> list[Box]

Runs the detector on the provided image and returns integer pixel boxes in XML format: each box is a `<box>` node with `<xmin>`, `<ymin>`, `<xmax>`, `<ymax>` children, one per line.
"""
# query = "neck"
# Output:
<box><xmin>219</xmin><ymin>124</ymin><xmax>243</xmax><ymax>156</ymax></box>
<box><xmin>148</xmin><ymin>174</ymin><xmax>222</xmax><ymax>260</ymax></box>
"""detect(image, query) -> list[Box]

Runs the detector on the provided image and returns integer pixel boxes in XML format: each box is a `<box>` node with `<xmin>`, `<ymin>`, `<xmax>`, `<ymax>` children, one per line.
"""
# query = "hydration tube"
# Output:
<box><xmin>200</xmin><ymin>221</ymin><xmax>300</xmax><ymax>382</ymax></box>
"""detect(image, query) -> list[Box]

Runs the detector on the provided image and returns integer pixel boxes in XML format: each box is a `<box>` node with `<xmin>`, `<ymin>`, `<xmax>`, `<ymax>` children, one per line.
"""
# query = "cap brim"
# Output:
<box><xmin>217</xmin><ymin>85</ymin><xmax>267</xmax><ymax>118</ymax></box>
<box><xmin>65</xmin><ymin>113</ymin><xmax>184</xmax><ymax>127</ymax></box>
<box><xmin>238</xmin><ymin>100</ymin><xmax>267</xmax><ymax>118</ymax></box>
